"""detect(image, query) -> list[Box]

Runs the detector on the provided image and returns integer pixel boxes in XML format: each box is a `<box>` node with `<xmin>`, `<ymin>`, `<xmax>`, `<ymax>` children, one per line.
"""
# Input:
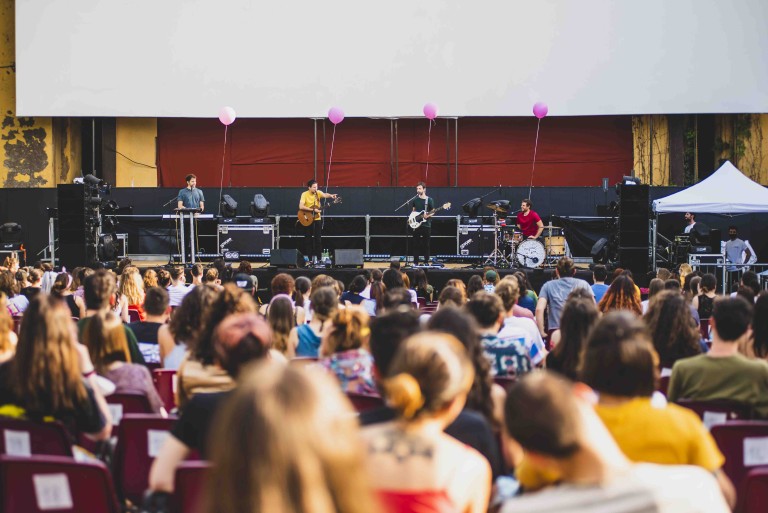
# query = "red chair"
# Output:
<box><xmin>699</xmin><ymin>319</ymin><xmax>711</xmax><ymax>340</ymax></box>
<box><xmin>657</xmin><ymin>376</ymin><xmax>670</xmax><ymax>396</ymax></box>
<box><xmin>112</xmin><ymin>414</ymin><xmax>176</xmax><ymax>505</ymax></box>
<box><xmin>172</xmin><ymin>461</ymin><xmax>211</xmax><ymax>513</ymax></box>
<box><xmin>153</xmin><ymin>369</ymin><xmax>178</xmax><ymax>411</ymax></box>
<box><xmin>106</xmin><ymin>392</ymin><xmax>153</xmax><ymax>426</ymax></box>
<box><xmin>11</xmin><ymin>315</ymin><xmax>22</xmax><ymax>334</ymax></box>
<box><xmin>128</xmin><ymin>308</ymin><xmax>142</xmax><ymax>323</ymax></box>
<box><xmin>0</xmin><ymin>417</ymin><xmax>73</xmax><ymax>457</ymax></box>
<box><xmin>676</xmin><ymin>399</ymin><xmax>753</xmax><ymax>429</ymax></box>
<box><xmin>743</xmin><ymin>467</ymin><xmax>768</xmax><ymax>513</ymax></box>
<box><xmin>0</xmin><ymin>455</ymin><xmax>120</xmax><ymax>513</ymax></box>
<box><xmin>346</xmin><ymin>392</ymin><xmax>385</xmax><ymax>413</ymax></box>
<box><xmin>417</xmin><ymin>297</ymin><xmax>427</xmax><ymax>309</ymax></box>
<box><xmin>710</xmin><ymin>421</ymin><xmax>768</xmax><ymax>499</ymax></box>
<box><xmin>493</xmin><ymin>376</ymin><xmax>517</xmax><ymax>390</ymax></box>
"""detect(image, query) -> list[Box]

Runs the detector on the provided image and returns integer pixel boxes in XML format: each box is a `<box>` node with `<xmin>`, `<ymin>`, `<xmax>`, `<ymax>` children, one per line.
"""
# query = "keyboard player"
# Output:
<box><xmin>177</xmin><ymin>174</ymin><xmax>205</xmax><ymax>212</ymax></box>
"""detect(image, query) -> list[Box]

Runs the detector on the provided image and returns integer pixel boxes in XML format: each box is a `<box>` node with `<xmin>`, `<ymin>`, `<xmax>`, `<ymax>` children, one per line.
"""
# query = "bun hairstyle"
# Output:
<box><xmin>322</xmin><ymin>308</ymin><xmax>370</xmax><ymax>356</ymax></box>
<box><xmin>383</xmin><ymin>332</ymin><xmax>474</xmax><ymax>421</ymax></box>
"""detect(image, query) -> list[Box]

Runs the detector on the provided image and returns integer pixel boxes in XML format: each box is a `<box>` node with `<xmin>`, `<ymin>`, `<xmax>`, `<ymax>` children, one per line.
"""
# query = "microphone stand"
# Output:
<box><xmin>396</xmin><ymin>194</ymin><xmax>419</xmax><ymax>267</ymax></box>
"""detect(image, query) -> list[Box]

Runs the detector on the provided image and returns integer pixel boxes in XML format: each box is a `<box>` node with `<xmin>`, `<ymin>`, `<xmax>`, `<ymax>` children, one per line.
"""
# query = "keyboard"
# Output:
<box><xmin>162</xmin><ymin>213</ymin><xmax>214</xmax><ymax>219</ymax></box>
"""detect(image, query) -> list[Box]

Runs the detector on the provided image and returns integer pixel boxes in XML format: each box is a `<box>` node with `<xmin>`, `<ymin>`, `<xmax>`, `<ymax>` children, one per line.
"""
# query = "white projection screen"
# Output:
<box><xmin>15</xmin><ymin>0</ymin><xmax>768</xmax><ymax>118</ymax></box>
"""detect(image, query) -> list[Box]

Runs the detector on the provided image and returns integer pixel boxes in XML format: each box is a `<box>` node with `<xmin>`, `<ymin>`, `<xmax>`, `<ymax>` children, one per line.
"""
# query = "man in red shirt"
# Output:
<box><xmin>516</xmin><ymin>198</ymin><xmax>544</xmax><ymax>239</ymax></box>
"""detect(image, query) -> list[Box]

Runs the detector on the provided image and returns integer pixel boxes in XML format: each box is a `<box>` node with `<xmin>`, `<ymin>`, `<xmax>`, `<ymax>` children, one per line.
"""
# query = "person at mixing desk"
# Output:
<box><xmin>516</xmin><ymin>198</ymin><xmax>544</xmax><ymax>239</ymax></box>
<box><xmin>177</xmin><ymin>174</ymin><xmax>205</xmax><ymax>212</ymax></box>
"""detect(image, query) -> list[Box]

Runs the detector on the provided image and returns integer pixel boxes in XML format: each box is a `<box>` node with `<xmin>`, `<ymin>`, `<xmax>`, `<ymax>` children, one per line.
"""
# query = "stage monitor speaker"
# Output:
<box><xmin>334</xmin><ymin>249</ymin><xmax>364</xmax><ymax>268</ymax></box>
<box><xmin>709</xmin><ymin>228</ymin><xmax>722</xmax><ymax>254</ymax></box>
<box><xmin>591</xmin><ymin>237</ymin><xmax>609</xmax><ymax>263</ymax></box>
<box><xmin>269</xmin><ymin>248</ymin><xmax>305</xmax><ymax>268</ymax></box>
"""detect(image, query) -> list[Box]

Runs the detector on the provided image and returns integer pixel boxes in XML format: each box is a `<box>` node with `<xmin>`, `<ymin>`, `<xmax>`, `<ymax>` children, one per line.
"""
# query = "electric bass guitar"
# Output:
<box><xmin>408</xmin><ymin>202</ymin><xmax>451</xmax><ymax>229</ymax></box>
<box><xmin>297</xmin><ymin>196</ymin><xmax>343</xmax><ymax>227</ymax></box>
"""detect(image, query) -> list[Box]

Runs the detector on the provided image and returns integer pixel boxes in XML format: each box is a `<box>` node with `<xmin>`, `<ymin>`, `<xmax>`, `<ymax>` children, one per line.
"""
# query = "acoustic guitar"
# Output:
<box><xmin>297</xmin><ymin>196</ymin><xmax>343</xmax><ymax>227</ymax></box>
<box><xmin>408</xmin><ymin>202</ymin><xmax>451</xmax><ymax>229</ymax></box>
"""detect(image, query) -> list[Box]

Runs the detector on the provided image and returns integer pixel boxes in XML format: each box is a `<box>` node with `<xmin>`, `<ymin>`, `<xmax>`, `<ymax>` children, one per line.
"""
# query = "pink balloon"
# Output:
<box><xmin>423</xmin><ymin>102</ymin><xmax>438</xmax><ymax>120</ymax></box>
<box><xmin>328</xmin><ymin>107</ymin><xmax>345</xmax><ymax>125</ymax></box>
<box><xmin>532</xmin><ymin>102</ymin><xmax>548</xmax><ymax>119</ymax></box>
<box><xmin>218</xmin><ymin>106</ymin><xmax>237</xmax><ymax>126</ymax></box>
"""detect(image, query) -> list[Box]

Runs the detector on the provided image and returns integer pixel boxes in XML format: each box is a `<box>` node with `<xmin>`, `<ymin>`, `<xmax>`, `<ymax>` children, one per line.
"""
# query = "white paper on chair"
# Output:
<box><xmin>744</xmin><ymin>437</ymin><xmax>768</xmax><ymax>466</ymax></box>
<box><xmin>33</xmin><ymin>473</ymin><xmax>73</xmax><ymax>510</ymax></box>
<box><xmin>108</xmin><ymin>404</ymin><xmax>123</xmax><ymax>426</ymax></box>
<box><xmin>702</xmin><ymin>411</ymin><xmax>728</xmax><ymax>430</ymax></box>
<box><xmin>147</xmin><ymin>430</ymin><xmax>169</xmax><ymax>457</ymax></box>
<box><xmin>4</xmin><ymin>429</ymin><xmax>31</xmax><ymax>457</ymax></box>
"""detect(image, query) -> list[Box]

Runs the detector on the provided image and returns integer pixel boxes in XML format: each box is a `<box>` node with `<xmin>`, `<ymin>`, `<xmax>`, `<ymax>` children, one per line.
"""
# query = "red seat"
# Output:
<box><xmin>493</xmin><ymin>376</ymin><xmax>517</xmax><ymax>390</ymax></box>
<box><xmin>699</xmin><ymin>319</ymin><xmax>710</xmax><ymax>340</ymax></box>
<box><xmin>0</xmin><ymin>454</ymin><xmax>120</xmax><ymax>513</ymax></box>
<box><xmin>153</xmin><ymin>369</ymin><xmax>178</xmax><ymax>411</ymax></box>
<box><xmin>128</xmin><ymin>308</ymin><xmax>141</xmax><ymax>323</ymax></box>
<box><xmin>11</xmin><ymin>315</ymin><xmax>22</xmax><ymax>334</ymax></box>
<box><xmin>112</xmin><ymin>414</ymin><xmax>176</xmax><ymax>505</ymax></box>
<box><xmin>106</xmin><ymin>392</ymin><xmax>153</xmax><ymax>426</ymax></box>
<box><xmin>657</xmin><ymin>376</ymin><xmax>670</xmax><ymax>396</ymax></box>
<box><xmin>710</xmin><ymin>421</ymin><xmax>768</xmax><ymax>503</ymax></box>
<box><xmin>172</xmin><ymin>461</ymin><xmax>211</xmax><ymax>513</ymax></box>
<box><xmin>0</xmin><ymin>417</ymin><xmax>73</xmax><ymax>457</ymax></box>
<box><xmin>346</xmin><ymin>392</ymin><xmax>385</xmax><ymax>413</ymax></box>
<box><xmin>743</xmin><ymin>467</ymin><xmax>768</xmax><ymax>513</ymax></box>
<box><xmin>417</xmin><ymin>297</ymin><xmax>427</xmax><ymax>309</ymax></box>
<box><xmin>676</xmin><ymin>399</ymin><xmax>753</xmax><ymax>429</ymax></box>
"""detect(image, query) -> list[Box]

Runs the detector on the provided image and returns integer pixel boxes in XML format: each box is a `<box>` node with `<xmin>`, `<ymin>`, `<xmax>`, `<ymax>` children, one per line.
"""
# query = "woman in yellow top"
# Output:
<box><xmin>514</xmin><ymin>312</ymin><xmax>735</xmax><ymax>509</ymax></box>
<box><xmin>298</xmin><ymin>179</ymin><xmax>339</xmax><ymax>265</ymax></box>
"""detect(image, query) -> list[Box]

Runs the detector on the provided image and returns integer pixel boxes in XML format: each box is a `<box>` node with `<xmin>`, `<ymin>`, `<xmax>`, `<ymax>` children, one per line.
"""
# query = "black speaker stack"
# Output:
<box><xmin>57</xmin><ymin>184</ymin><xmax>99</xmax><ymax>269</ymax></box>
<box><xmin>617</xmin><ymin>184</ymin><xmax>650</xmax><ymax>280</ymax></box>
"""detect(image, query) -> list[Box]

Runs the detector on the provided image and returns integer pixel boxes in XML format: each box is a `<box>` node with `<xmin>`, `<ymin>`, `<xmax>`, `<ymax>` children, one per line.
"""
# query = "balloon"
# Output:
<box><xmin>328</xmin><ymin>107</ymin><xmax>345</xmax><ymax>125</ymax></box>
<box><xmin>532</xmin><ymin>102</ymin><xmax>548</xmax><ymax>119</ymax></box>
<box><xmin>218</xmin><ymin>106</ymin><xmax>237</xmax><ymax>126</ymax></box>
<box><xmin>423</xmin><ymin>102</ymin><xmax>438</xmax><ymax>120</ymax></box>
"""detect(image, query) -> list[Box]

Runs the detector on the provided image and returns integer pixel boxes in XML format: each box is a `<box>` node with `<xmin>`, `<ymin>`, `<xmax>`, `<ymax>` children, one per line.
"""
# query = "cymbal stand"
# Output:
<box><xmin>483</xmin><ymin>211</ymin><xmax>510</xmax><ymax>268</ymax></box>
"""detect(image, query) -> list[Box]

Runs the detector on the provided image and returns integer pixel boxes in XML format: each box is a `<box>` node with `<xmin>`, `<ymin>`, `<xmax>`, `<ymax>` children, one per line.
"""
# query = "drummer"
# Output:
<box><xmin>516</xmin><ymin>198</ymin><xmax>544</xmax><ymax>240</ymax></box>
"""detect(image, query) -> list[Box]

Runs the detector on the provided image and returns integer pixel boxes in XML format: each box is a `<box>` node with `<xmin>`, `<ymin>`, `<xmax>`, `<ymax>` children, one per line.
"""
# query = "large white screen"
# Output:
<box><xmin>16</xmin><ymin>0</ymin><xmax>768</xmax><ymax>117</ymax></box>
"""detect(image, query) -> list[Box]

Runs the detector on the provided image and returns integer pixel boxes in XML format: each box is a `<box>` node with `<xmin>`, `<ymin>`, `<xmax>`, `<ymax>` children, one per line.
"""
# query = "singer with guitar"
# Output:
<box><xmin>298</xmin><ymin>179</ymin><xmax>339</xmax><ymax>265</ymax></box>
<box><xmin>410</xmin><ymin>182</ymin><xmax>437</xmax><ymax>266</ymax></box>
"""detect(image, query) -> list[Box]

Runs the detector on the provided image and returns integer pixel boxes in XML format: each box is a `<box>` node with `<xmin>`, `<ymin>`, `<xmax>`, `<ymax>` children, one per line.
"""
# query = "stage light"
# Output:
<box><xmin>220</xmin><ymin>194</ymin><xmax>238</xmax><ymax>217</ymax></box>
<box><xmin>462</xmin><ymin>198</ymin><xmax>481</xmax><ymax>218</ymax></box>
<box><xmin>250</xmin><ymin>194</ymin><xmax>270</xmax><ymax>217</ymax></box>
<box><xmin>0</xmin><ymin>223</ymin><xmax>22</xmax><ymax>243</ymax></box>
<box><xmin>101</xmin><ymin>199</ymin><xmax>119</xmax><ymax>213</ymax></box>
<box><xmin>97</xmin><ymin>233</ymin><xmax>117</xmax><ymax>261</ymax></box>
<box><xmin>83</xmin><ymin>174</ymin><xmax>104</xmax><ymax>186</ymax></box>
<box><xmin>102</xmin><ymin>216</ymin><xmax>118</xmax><ymax>232</ymax></box>
<box><xmin>622</xmin><ymin>176</ymin><xmax>641</xmax><ymax>185</ymax></box>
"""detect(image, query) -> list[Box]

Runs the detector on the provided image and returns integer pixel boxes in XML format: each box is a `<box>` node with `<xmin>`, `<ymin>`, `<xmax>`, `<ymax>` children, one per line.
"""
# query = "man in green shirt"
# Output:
<box><xmin>668</xmin><ymin>296</ymin><xmax>768</xmax><ymax>418</ymax></box>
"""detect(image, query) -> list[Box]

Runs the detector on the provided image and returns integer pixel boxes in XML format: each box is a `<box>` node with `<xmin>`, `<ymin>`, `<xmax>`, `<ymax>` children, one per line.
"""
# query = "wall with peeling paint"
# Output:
<box><xmin>115</xmin><ymin>118</ymin><xmax>157</xmax><ymax>187</ymax></box>
<box><xmin>0</xmin><ymin>0</ymin><xmax>55</xmax><ymax>188</ymax></box>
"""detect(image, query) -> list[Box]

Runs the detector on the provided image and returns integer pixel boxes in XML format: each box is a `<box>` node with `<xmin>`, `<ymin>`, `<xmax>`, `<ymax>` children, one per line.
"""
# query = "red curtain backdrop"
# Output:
<box><xmin>158</xmin><ymin>116</ymin><xmax>632</xmax><ymax>188</ymax></box>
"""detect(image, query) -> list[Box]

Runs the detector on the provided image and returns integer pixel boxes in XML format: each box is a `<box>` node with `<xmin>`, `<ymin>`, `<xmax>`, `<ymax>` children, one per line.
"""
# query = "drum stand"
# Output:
<box><xmin>483</xmin><ymin>212</ymin><xmax>510</xmax><ymax>268</ymax></box>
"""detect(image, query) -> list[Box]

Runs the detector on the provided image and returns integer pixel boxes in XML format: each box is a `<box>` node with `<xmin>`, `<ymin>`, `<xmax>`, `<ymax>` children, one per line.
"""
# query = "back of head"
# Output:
<box><xmin>213</xmin><ymin>313</ymin><xmax>272</xmax><ymax>377</ymax></box>
<box><xmin>557</xmin><ymin>257</ymin><xmax>576</xmax><ymax>277</ymax></box>
<box><xmin>644</xmin><ymin>289</ymin><xmax>701</xmax><ymax>368</ymax></box>
<box><xmin>84</xmin><ymin>270</ymin><xmax>116</xmax><ymax>310</ymax></box>
<box><xmin>553</xmin><ymin>296</ymin><xmax>599</xmax><ymax>381</ymax></box>
<box><xmin>349</xmin><ymin>275</ymin><xmax>367</xmax><ymax>294</ymax></box>
<box><xmin>156</xmin><ymin>269</ymin><xmax>172</xmax><ymax>288</ymax></box>
<box><xmin>205</xmin><ymin>363</ymin><xmax>372</xmax><ymax>513</ymax></box>
<box><xmin>369</xmin><ymin>309</ymin><xmax>422</xmax><ymax>377</ymax></box>
<box><xmin>193</xmin><ymin>283</ymin><xmax>257</xmax><ymax>365</ymax></box>
<box><xmin>238</xmin><ymin>260</ymin><xmax>253</xmax><ymax>275</ymax></box>
<box><xmin>648</xmin><ymin>278</ymin><xmax>665</xmax><ymax>300</ymax></box>
<box><xmin>504</xmin><ymin>372</ymin><xmax>581</xmax><ymax>458</ymax></box>
<box><xmin>0</xmin><ymin>271</ymin><xmax>17</xmax><ymax>297</ymax></box>
<box><xmin>656</xmin><ymin>267</ymin><xmax>671</xmax><ymax>281</ymax></box>
<box><xmin>742</xmin><ymin>271</ymin><xmax>760</xmax><ymax>296</ymax></box>
<box><xmin>267</xmin><ymin>296</ymin><xmax>294</xmax><ymax>353</ymax></box>
<box><xmin>83</xmin><ymin>312</ymin><xmax>131</xmax><ymax>373</ymax></box>
<box><xmin>664</xmin><ymin>279</ymin><xmax>681</xmax><ymax>291</ymax></box>
<box><xmin>712</xmin><ymin>296</ymin><xmax>753</xmax><ymax>342</ymax></box>
<box><xmin>484</xmin><ymin>269</ymin><xmax>498</xmax><ymax>285</ymax></box>
<box><xmin>400</xmin><ymin>272</ymin><xmax>411</xmax><ymax>289</ymax></box>
<box><xmin>580</xmin><ymin>311</ymin><xmax>656</xmax><ymax>397</ymax></box>
<box><xmin>190</xmin><ymin>263</ymin><xmax>204</xmax><ymax>278</ymax></box>
<box><xmin>295</xmin><ymin>275</ymin><xmax>311</xmax><ymax>295</ymax></box>
<box><xmin>144</xmin><ymin>287</ymin><xmax>170</xmax><ymax>316</ymax></box>
<box><xmin>753</xmin><ymin>292</ymin><xmax>768</xmax><ymax>358</ymax></box>
<box><xmin>169</xmin><ymin>266</ymin><xmax>185</xmax><ymax>282</ymax></box>
<box><xmin>380</xmin><ymin>288</ymin><xmax>412</xmax><ymax>312</ymax></box>
<box><xmin>232</xmin><ymin>273</ymin><xmax>256</xmax><ymax>294</ymax></box>
<box><xmin>271</xmin><ymin>273</ymin><xmax>295</xmax><ymax>295</ymax></box>
<box><xmin>592</xmin><ymin>264</ymin><xmax>608</xmax><ymax>282</ymax></box>
<box><xmin>168</xmin><ymin>284</ymin><xmax>219</xmax><ymax>343</ymax></box>
<box><xmin>494</xmin><ymin>278</ymin><xmax>519</xmax><ymax>311</ymax></box>
<box><xmin>143</xmin><ymin>269</ymin><xmax>158</xmax><ymax>289</ymax></box>
<box><xmin>309</xmin><ymin>286</ymin><xmax>338</xmax><ymax>320</ymax></box>
<box><xmin>384</xmin><ymin>332</ymin><xmax>474</xmax><ymax>421</ymax></box>
<box><xmin>28</xmin><ymin>268</ymin><xmax>43</xmax><ymax>284</ymax></box>
<box><xmin>371</xmin><ymin>269</ymin><xmax>383</xmax><ymax>282</ymax></box>
<box><xmin>700</xmin><ymin>273</ymin><xmax>717</xmax><ymax>293</ymax></box>
<box><xmin>466</xmin><ymin>275</ymin><xmax>484</xmax><ymax>296</ymax></box>
<box><xmin>438</xmin><ymin>286</ymin><xmax>465</xmax><ymax>308</ymax></box>
<box><xmin>50</xmin><ymin>272</ymin><xmax>71</xmax><ymax>297</ymax></box>
<box><xmin>322</xmin><ymin>308</ymin><xmax>370</xmax><ymax>356</ymax></box>
<box><xmin>382</xmin><ymin>268</ymin><xmax>405</xmax><ymax>290</ymax></box>
<box><xmin>464</xmin><ymin>291</ymin><xmax>504</xmax><ymax>329</ymax></box>
<box><xmin>513</xmin><ymin>272</ymin><xmax>530</xmax><ymax>295</ymax></box>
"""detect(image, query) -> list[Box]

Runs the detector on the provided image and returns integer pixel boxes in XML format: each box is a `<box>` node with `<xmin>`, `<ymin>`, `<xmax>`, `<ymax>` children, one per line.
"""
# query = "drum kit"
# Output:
<box><xmin>482</xmin><ymin>200</ymin><xmax>566</xmax><ymax>268</ymax></box>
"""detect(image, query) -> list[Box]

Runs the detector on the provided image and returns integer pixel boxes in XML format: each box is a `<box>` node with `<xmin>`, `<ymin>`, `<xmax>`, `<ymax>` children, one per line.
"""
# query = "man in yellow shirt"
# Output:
<box><xmin>298</xmin><ymin>179</ymin><xmax>338</xmax><ymax>265</ymax></box>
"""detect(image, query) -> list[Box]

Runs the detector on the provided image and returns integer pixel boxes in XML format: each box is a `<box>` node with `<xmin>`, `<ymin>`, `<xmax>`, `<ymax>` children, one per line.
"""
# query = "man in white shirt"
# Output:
<box><xmin>500</xmin><ymin>373</ymin><xmax>729</xmax><ymax>513</ymax></box>
<box><xmin>166</xmin><ymin>266</ymin><xmax>192</xmax><ymax>307</ymax></box>
<box><xmin>684</xmin><ymin>212</ymin><xmax>696</xmax><ymax>233</ymax></box>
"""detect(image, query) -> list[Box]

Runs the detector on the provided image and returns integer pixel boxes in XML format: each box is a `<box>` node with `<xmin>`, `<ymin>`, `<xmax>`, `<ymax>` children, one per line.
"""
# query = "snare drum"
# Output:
<box><xmin>512</xmin><ymin>231</ymin><xmax>524</xmax><ymax>243</ymax></box>
<box><xmin>544</xmin><ymin>235</ymin><xmax>567</xmax><ymax>257</ymax></box>
<box><xmin>516</xmin><ymin>239</ymin><xmax>546</xmax><ymax>268</ymax></box>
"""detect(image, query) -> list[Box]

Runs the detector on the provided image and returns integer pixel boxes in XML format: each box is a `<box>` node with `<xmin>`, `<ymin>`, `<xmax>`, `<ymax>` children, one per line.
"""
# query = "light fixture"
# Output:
<box><xmin>462</xmin><ymin>198</ymin><xmax>481</xmax><ymax>218</ymax></box>
<box><xmin>250</xmin><ymin>194</ymin><xmax>270</xmax><ymax>217</ymax></box>
<box><xmin>220</xmin><ymin>194</ymin><xmax>238</xmax><ymax>217</ymax></box>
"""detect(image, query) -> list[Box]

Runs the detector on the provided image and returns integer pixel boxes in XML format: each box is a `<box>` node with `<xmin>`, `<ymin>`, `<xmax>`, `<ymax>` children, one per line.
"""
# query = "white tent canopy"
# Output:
<box><xmin>652</xmin><ymin>161</ymin><xmax>768</xmax><ymax>214</ymax></box>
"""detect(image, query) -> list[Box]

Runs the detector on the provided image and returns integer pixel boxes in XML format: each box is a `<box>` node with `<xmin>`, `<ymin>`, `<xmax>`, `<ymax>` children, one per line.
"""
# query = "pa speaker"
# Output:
<box><xmin>618</xmin><ymin>247</ymin><xmax>649</xmax><ymax>282</ymax></box>
<box><xmin>709</xmin><ymin>229</ymin><xmax>722</xmax><ymax>254</ymax></box>
<box><xmin>591</xmin><ymin>238</ymin><xmax>609</xmax><ymax>263</ymax></box>
<box><xmin>269</xmin><ymin>249</ymin><xmax>305</xmax><ymax>268</ymax></box>
<box><xmin>334</xmin><ymin>249</ymin><xmax>364</xmax><ymax>268</ymax></box>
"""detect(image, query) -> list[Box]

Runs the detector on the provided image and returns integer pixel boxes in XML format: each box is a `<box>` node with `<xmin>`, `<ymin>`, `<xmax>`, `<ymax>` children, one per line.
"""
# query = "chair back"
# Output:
<box><xmin>417</xmin><ymin>297</ymin><xmax>427</xmax><ymax>309</ymax></box>
<box><xmin>12</xmin><ymin>315</ymin><xmax>22</xmax><ymax>334</ymax></box>
<box><xmin>128</xmin><ymin>309</ymin><xmax>141</xmax><ymax>323</ymax></box>
<box><xmin>657</xmin><ymin>376</ymin><xmax>670</xmax><ymax>396</ymax></box>
<box><xmin>112</xmin><ymin>414</ymin><xmax>176</xmax><ymax>505</ymax></box>
<box><xmin>710</xmin><ymin>421</ymin><xmax>768</xmax><ymax>497</ymax></box>
<box><xmin>346</xmin><ymin>392</ymin><xmax>385</xmax><ymax>413</ymax></box>
<box><xmin>744</xmin><ymin>467</ymin><xmax>768</xmax><ymax>513</ymax></box>
<box><xmin>699</xmin><ymin>319</ymin><xmax>711</xmax><ymax>340</ymax></box>
<box><xmin>0</xmin><ymin>417</ymin><xmax>73</xmax><ymax>457</ymax></box>
<box><xmin>676</xmin><ymin>399</ymin><xmax>753</xmax><ymax>429</ymax></box>
<box><xmin>153</xmin><ymin>369</ymin><xmax>178</xmax><ymax>411</ymax></box>
<box><xmin>0</xmin><ymin>454</ymin><xmax>120</xmax><ymax>513</ymax></box>
<box><xmin>106</xmin><ymin>392</ymin><xmax>153</xmax><ymax>426</ymax></box>
<box><xmin>172</xmin><ymin>461</ymin><xmax>211</xmax><ymax>513</ymax></box>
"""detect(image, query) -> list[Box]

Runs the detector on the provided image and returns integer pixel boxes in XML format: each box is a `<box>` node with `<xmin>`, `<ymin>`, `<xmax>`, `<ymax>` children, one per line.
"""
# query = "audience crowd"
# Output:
<box><xmin>0</xmin><ymin>253</ymin><xmax>764</xmax><ymax>512</ymax></box>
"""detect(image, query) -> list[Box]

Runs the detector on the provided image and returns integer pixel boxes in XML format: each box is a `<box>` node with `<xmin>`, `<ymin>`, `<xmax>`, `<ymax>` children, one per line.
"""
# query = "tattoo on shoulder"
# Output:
<box><xmin>368</xmin><ymin>428</ymin><xmax>434</xmax><ymax>462</ymax></box>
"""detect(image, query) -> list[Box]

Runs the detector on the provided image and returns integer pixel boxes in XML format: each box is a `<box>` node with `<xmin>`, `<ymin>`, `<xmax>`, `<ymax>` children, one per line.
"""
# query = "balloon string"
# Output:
<box><xmin>218</xmin><ymin>124</ymin><xmax>228</xmax><ymax>214</ymax></box>
<box><xmin>322</xmin><ymin>124</ymin><xmax>337</xmax><ymax>231</ymax></box>
<box><xmin>528</xmin><ymin>118</ymin><xmax>541</xmax><ymax>200</ymax></box>
<box><xmin>425</xmin><ymin>119</ymin><xmax>434</xmax><ymax>182</ymax></box>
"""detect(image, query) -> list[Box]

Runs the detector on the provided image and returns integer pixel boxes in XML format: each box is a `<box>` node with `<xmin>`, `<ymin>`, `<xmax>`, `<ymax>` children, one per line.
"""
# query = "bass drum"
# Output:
<box><xmin>515</xmin><ymin>239</ymin><xmax>546</xmax><ymax>268</ymax></box>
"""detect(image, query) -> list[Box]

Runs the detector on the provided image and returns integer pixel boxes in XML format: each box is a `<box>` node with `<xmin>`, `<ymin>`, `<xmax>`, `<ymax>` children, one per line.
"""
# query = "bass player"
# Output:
<box><xmin>410</xmin><ymin>182</ymin><xmax>435</xmax><ymax>265</ymax></box>
<box><xmin>298</xmin><ymin>179</ymin><xmax>339</xmax><ymax>265</ymax></box>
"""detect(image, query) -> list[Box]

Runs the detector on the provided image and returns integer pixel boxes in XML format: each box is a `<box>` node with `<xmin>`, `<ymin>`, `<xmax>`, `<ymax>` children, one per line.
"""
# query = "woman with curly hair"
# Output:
<box><xmin>318</xmin><ymin>307</ymin><xmax>376</xmax><ymax>394</ymax></box>
<box><xmin>597</xmin><ymin>274</ymin><xmax>642</xmax><ymax>315</ymax></box>
<box><xmin>158</xmin><ymin>284</ymin><xmax>219</xmax><ymax>370</ymax></box>
<box><xmin>644</xmin><ymin>289</ymin><xmax>703</xmax><ymax>371</ymax></box>
<box><xmin>143</xmin><ymin>269</ymin><xmax>158</xmax><ymax>290</ymax></box>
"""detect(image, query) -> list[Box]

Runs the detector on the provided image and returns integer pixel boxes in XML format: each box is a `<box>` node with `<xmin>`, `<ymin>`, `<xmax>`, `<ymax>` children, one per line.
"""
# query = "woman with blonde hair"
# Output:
<box><xmin>318</xmin><ymin>307</ymin><xmax>376</xmax><ymax>394</ymax></box>
<box><xmin>267</xmin><ymin>295</ymin><xmax>298</xmax><ymax>358</ymax></box>
<box><xmin>0</xmin><ymin>294</ymin><xmax>17</xmax><ymax>363</ymax></box>
<box><xmin>362</xmin><ymin>332</ymin><xmax>491</xmax><ymax>513</ymax></box>
<box><xmin>143</xmin><ymin>269</ymin><xmax>158</xmax><ymax>290</ymax></box>
<box><xmin>204</xmin><ymin>363</ymin><xmax>379</xmax><ymax>513</ymax></box>
<box><xmin>117</xmin><ymin>266</ymin><xmax>146</xmax><ymax>321</ymax></box>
